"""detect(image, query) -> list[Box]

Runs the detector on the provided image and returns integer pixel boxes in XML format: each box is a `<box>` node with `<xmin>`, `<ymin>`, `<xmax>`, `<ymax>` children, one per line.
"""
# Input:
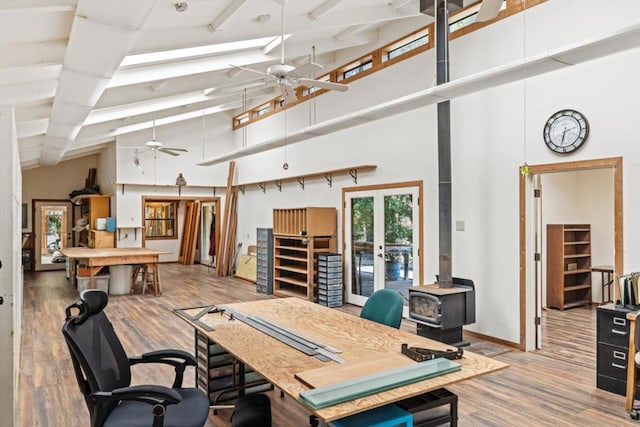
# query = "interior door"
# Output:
<box><xmin>200</xmin><ymin>202</ymin><xmax>215</xmax><ymax>265</ymax></box>
<box><xmin>345</xmin><ymin>186</ymin><xmax>420</xmax><ymax>313</ymax></box>
<box><xmin>34</xmin><ymin>200</ymin><xmax>72</xmax><ymax>271</ymax></box>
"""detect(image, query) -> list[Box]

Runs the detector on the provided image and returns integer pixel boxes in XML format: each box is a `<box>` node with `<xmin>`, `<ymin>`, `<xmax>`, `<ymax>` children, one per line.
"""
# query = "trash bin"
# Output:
<box><xmin>109</xmin><ymin>265</ymin><xmax>132</xmax><ymax>295</ymax></box>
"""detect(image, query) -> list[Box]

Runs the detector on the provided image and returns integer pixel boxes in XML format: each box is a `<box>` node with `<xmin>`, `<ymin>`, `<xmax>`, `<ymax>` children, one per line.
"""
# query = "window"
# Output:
<box><xmin>254</xmin><ymin>103</ymin><xmax>271</xmax><ymax>117</ymax></box>
<box><xmin>449</xmin><ymin>14</ymin><xmax>477</xmax><ymax>32</ymax></box>
<box><xmin>342</xmin><ymin>60</ymin><xmax>373</xmax><ymax>80</ymax></box>
<box><xmin>387</xmin><ymin>35</ymin><xmax>428</xmax><ymax>60</ymax></box>
<box><xmin>144</xmin><ymin>201</ymin><xmax>178</xmax><ymax>239</ymax></box>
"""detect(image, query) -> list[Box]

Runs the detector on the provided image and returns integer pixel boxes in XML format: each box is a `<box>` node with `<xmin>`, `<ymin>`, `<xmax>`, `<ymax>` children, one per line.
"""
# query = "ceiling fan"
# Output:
<box><xmin>131</xmin><ymin>119</ymin><xmax>188</xmax><ymax>173</ymax></box>
<box><xmin>476</xmin><ymin>0</ymin><xmax>504</xmax><ymax>22</ymax></box>
<box><xmin>229</xmin><ymin>0</ymin><xmax>349</xmax><ymax>104</ymax></box>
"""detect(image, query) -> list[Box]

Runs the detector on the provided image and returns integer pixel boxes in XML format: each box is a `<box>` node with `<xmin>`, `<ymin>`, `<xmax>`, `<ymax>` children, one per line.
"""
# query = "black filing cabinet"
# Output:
<box><xmin>596</xmin><ymin>303</ymin><xmax>639</xmax><ymax>396</ymax></box>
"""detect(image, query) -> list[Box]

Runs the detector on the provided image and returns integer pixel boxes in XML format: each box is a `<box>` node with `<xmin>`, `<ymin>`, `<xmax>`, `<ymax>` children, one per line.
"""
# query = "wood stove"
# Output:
<box><xmin>409</xmin><ymin>278</ymin><xmax>475</xmax><ymax>347</ymax></box>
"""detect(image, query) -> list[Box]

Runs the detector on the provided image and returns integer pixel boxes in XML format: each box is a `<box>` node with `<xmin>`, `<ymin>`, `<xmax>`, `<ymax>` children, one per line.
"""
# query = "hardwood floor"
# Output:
<box><xmin>18</xmin><ymin>264</ymin><xmax>637</xmax><ymax>426</ymax></box>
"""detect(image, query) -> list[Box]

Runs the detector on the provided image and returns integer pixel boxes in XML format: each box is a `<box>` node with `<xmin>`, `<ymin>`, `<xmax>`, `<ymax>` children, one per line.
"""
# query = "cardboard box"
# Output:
<box><xmin>89</xmin><ymin>230</ymin><xmax>114</xmax><ymax>248</ymax></box>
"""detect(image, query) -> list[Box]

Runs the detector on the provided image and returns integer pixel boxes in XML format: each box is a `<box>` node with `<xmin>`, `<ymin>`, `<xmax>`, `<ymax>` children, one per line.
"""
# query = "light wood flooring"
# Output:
<box><xmin>18</xmin><ymin>264</ymin><xmax>638</xmax><ymax>426</ymax></box>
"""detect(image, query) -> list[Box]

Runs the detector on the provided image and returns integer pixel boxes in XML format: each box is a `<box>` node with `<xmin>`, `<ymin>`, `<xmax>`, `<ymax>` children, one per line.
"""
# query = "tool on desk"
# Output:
<box><xmin>401</xmin><ymin>343</ymin><xmax>464</xmax><ymax>362</ymax></box>
<box><xmin>173</xmin><ymin>305</ymin><xmax>217</xmax><ymax>332</ymax></box>
<box><xmin>219</xmin><ymin>305</ymin><xmax>344</xmax><ymax>363</ymax></box>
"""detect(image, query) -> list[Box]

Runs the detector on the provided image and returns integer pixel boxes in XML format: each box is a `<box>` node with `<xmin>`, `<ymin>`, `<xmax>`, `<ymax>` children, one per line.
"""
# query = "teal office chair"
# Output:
<box><xmin>360</xmin><ymin>289</ymin><xmax>404</xmax><ymax>329</ymax></box>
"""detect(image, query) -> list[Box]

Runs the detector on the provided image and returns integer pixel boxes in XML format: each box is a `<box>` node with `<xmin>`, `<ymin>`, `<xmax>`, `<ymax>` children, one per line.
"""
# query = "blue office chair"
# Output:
<box><xmin>62</xmin><ymin>289</ymin><xmax>271</xmax><ymax>427</ymax></box>
<box><xmin>360</xmin><ymin>289</ymin><xmax>404</xmax><ymax>329</ymax></box>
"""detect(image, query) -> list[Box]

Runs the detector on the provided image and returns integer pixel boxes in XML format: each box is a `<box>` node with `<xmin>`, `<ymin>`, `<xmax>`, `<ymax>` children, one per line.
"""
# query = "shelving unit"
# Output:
<box><xmin>72</xmin><ymin>195</ymin><xmax>111</xmax><ymax>247</ymax></box>
<box><xmin>194</xmin><ymin>330</ymin><xmax>272</xmax><ymax>406</ymax></box>
<box><xmin>256</xmin><ymin>228</ymin><xmax>273</xmax><ymax>294</ymax></box>
<box><xmin>547</xmin><ymin>224</ymin><xmax>592</xmax><ymax>310</ymax></box>
<box><xmin>273</xmin><ymin>208</ymin><xmax>337</xmax><ymax>301</ymax></box>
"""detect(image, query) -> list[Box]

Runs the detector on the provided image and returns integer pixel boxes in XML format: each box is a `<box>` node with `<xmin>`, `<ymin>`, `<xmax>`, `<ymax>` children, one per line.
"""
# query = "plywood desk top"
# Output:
<box><xmin>178</xmin><ymin>298</ymin><xmax>508</xmax><ymax>422</ymax></box>
<box><xmin>61</xmin><ymin>247</ymin><xmax>167</xmax><ymax>266</ymax></box>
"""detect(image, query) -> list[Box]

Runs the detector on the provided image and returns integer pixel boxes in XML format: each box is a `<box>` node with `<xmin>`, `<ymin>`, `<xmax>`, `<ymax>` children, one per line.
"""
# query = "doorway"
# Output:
<box><xmin>33</xmin><ymin>200</ymin><xmax>73</xmax><ymax>271</ymax></box>
<box><xmin>520</xmin><ymin>157</ymin><xmax>623</xmax><ymax>352</ymax></box>
<box><xmin>200</xmin><ymin>202</ymin><xmax>216</xmax><ymax>266</ymax></box>
<box><xmin>343</xmin><ymin>181</ymin><xmax>423</xmax><ymax>314</ymax></box>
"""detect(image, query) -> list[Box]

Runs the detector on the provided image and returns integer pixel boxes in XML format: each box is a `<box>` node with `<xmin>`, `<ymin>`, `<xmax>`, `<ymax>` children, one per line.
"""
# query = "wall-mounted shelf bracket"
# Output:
<box><xmin>239</xmin><ymin>185</ymin><xmax>245</xmax><ymax>195</ymax></box>
<box><xmin>275</xmin><ymin>180</ymin><xmax>282</xmax><ymax>192</ymax></box>
<box><xmin>213</xmin><ymin>187</ymin><xmax>216</xmax><ymax>197</ymax></box>
<box><xmin>297</xmin><ymin>177</ymin><xmax>305</xmax><ymax>190</ymax></box>
<box><xmin>324</xmin><ymin>173</ymin><xmax>333</xmax><ymax>187</ymax></box>
<box><xmin>121</xmin><ymin>184</ymin><xmax>125</xmax><ymax>195</ymax></box>
<box><xmin>349</xmin><ymin>169</ymin><xmax>358</xmax><ymax>184</ymax></box>
<box><xmin>259</xmin><ymin>182</ymin><xmax>266</xmax><ymax>193</ymax></box>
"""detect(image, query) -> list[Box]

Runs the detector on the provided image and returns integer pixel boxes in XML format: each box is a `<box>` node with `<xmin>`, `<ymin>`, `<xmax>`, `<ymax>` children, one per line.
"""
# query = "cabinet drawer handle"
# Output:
<box><xmin>613</xmin><ymin>351</ymin><xmax>627</xmax><ymax>360</ymax></box>
<box><xmin>614</xmin><ymin>317</ymin><xmax>627</xmax><ymax>326</ymax></box>
<box><xmin>611</xmin><ymin>329</ymin><xmax>628</xmax><ymax>335</ymax></box>
<box><xmin>612</xmin><ymin>362</ymin><xmax>627</xmax><ymax>370</ymax></box>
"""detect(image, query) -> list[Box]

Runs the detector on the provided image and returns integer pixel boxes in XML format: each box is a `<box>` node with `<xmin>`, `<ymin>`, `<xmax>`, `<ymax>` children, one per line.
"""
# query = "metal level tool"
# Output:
<box><xmin>220</xmin><ymin>305</ymin><xmax>344</xmax><ymax>363</ymax></box>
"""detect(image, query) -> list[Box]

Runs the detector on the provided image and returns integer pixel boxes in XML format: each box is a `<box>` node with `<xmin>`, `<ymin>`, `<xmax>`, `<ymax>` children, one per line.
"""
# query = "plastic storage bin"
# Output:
<box><xmin>109</xmin><ymin>265</ymin><xmax>132</xmax><ymax>295</ymax></box>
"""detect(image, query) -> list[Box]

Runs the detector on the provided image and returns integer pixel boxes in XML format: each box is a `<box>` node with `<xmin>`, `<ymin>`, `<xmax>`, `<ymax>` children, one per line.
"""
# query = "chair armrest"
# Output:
<box><xmin>91</xmin><ymin>384</ymin><xmax>182</xmax><ymax>406</ymax></box>
<box><xmin>129</xmin><ymin>349</ymin><xmax>196</xmax><ymax>388</ymax></box>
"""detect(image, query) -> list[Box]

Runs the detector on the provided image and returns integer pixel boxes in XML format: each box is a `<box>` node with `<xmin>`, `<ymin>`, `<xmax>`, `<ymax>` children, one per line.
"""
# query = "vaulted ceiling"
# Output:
<box><xmin>2</xmin><ymin>0</ymin><xmax>447</xmax><ymax>170</ymax></box>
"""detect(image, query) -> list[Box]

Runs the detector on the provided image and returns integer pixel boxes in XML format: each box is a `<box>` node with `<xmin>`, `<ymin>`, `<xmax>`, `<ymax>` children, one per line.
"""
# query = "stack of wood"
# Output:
<box><xmin>178</xmin><ymin>200</ymin><xmax>201</xmax><ymax>265</ymax></box>
<box><xmin>216</xmin><ymin>161</ymin><xmax>238</xmax><ymax>276</ymax></box>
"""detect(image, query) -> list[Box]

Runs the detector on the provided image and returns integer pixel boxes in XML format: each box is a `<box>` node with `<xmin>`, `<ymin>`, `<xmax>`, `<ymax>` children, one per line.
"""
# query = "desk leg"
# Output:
<box><xmin>626</xmin><ymin>318</ymin><xmax>637</xmax><ymax>412</ymax></box>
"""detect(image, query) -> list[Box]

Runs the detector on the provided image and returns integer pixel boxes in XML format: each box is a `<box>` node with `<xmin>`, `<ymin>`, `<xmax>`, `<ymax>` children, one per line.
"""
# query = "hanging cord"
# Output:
<box><xmin>201</xmin><ymin>112</ymin><xmax>205</xmax><ymax>159</ymax></box>
<box><xmin>242</xmin><ymin>89</ymin><xmax>247</xmax><ymax>148</ymax></box>
<box><xmin>282</xmin><ymin>106</ymin><xmax>288</xmax><ymax>169</ymax></box>
<box><xmin>521</xmin><ymin>0</ymin><xmax>529</xmax><ymax>175</ymax></box>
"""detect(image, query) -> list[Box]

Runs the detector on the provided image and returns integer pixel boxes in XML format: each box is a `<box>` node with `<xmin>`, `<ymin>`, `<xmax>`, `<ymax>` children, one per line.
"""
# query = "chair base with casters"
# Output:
<box><xmin>62</xmin><ymin>289</ymin><xmax>271</xmax><ymax>427</ymax></box>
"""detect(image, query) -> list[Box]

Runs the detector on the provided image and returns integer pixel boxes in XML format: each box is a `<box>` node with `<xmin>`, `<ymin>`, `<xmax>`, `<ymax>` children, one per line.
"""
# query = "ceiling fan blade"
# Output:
<box><xmin>230</xmin><ymin>64</ymin><xmax>271</xmax><ymax>78</ymax></box>
<box><xmin>280</xmin><ymin>83</ymin><xmax>297</xmax><ymax>104</ymax></box>
<box><xmin>297</xmin><ymin>78</ymin><xmax>349</xmax><ymax>92</ymax></box>
<box><xmin>288</xmin><ymin>62</ymin><xmax>324</xmax><ymax>78</ymax></box>
<box><xmin>476</xmin><ymin>0</ymin><xmax>503</xmax><ymax>22</ymax></box>
<box><xmin>159</xmin><ymin>148</ymin><xmax>187</xmax><ymax>156</ymax></box>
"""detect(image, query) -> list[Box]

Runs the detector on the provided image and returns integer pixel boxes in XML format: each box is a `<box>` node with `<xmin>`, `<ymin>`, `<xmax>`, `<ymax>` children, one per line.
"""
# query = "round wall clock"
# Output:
<box><xmin>543</xmin><ymin>109</ymin><xmax>589</xmax><ymax>153</ymax></box>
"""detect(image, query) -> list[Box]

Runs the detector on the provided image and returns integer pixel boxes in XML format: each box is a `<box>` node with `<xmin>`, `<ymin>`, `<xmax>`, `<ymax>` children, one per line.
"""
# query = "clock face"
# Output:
<box><xmin>543</xmin><ymin>109</ymin><xmax>589</xmax><ymax>153</ymax></box>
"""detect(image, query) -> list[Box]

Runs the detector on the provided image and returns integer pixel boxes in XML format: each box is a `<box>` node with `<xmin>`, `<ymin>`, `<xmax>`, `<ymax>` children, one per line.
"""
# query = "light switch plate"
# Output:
<box><xmin>456</xmin><ymin>220</ymin><xmax>465</xmax><ymax>231</ymax></box>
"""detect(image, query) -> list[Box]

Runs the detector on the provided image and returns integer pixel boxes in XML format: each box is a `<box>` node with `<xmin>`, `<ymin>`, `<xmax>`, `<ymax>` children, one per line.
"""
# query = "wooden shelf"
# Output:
<box><xmin>273</xmin><ymin>207</ymin><xmax>337</xmax><ymax>301</ymax></box>
<box><xmin>547</xmin><ymin>224</ymin><xmax>592</xmax><ymax>310</ymax></box>
<box><xmin>237</xmin><ymin>165</ymin><xmax>377</xmax><ymax>193</ymax></box>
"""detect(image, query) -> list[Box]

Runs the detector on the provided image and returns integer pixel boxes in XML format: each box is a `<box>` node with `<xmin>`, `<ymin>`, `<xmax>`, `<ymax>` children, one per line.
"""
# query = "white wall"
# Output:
<box><xmin>21</xmin><ymin>155</ymin><xmax>99</xmax><ymax>232</ymax></box>
<box><xmin>111</xmin><ymin>0</ymin><xmax>640</xmax><ymax>345</ymax></box>
<box><xmin>541</xmin><ymin>169</ymin><xmax>615</xmax><ymax>304</ymax></box>
<box><xmin>0</xmin><ymin>105</ymin><xmax>22</xmax><ymax>427</ymax></box>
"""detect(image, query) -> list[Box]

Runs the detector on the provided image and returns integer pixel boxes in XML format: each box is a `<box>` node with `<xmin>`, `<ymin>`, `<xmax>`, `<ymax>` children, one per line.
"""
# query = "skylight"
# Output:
<box><xmin>120</xmin><ymin>36</ymin><xmax>280</xmax><ymax>67</ymax></box>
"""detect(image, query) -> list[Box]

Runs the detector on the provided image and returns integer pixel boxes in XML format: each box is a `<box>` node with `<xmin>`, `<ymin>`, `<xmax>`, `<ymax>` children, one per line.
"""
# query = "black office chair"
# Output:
<box><xmin>62</xmin><ymin>289</ymin><xmax>271</xmax><ymax>427</ymax></box>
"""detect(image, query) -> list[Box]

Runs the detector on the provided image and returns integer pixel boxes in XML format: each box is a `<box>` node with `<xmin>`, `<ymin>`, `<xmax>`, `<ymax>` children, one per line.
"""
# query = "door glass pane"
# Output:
<box><xmin>351</xmin><ymin>196</ymin><xmax>374</xmax><ymax>297</ymax></box>
<box><xmin>383</xmin><ymin>194</ymin><xmax>414</xmax><ymax>301</ymax></box>
<box><xmin>40</xmin><ymin>206</ymin><xmax>67</xmax><ymax>266</ymax></box>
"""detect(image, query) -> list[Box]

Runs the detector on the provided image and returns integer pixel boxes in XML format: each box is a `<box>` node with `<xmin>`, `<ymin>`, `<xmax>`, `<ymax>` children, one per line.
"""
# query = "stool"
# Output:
<box><xmin>332</xmin><ymin>404</ymin><xmax>412</xmax><ymax>427</ymax></box>
<box><xmin>130</xmin><ymin>264</ymin><xmax>145</xmax><ymax>293</ymax></box>
<box><xmin>396</xmin><ymin>388</ymin><xmax>457</xmax><ymax>427</ymax></box>
<box><xmin>130</xmin><ymin>264</ymin><xmax>161</xmax><ymax>296</ymax></box>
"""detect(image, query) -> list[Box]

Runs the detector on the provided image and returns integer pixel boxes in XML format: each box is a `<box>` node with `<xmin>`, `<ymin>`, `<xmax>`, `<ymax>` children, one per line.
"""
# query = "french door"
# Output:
<box><xmin>345</xmin><ymin>186</ymin><xmax>421</xmax><ymax>312</ymax></box>
<box><xmin>33</xmin><ymin>200</ymin><xmax>72</xmax><ymax>271</ymax></box>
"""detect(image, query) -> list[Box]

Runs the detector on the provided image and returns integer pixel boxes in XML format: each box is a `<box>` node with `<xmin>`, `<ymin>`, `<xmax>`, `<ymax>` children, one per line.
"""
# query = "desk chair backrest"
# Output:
<box><xmin>360</xmin><ymin>289</ymin><xmax>404</xmax><ymax>329</ymax></box>
<box><xmin>62</xmin><ymin>290</ymin><xmax>132</xmax><ymax>426</ymax></box>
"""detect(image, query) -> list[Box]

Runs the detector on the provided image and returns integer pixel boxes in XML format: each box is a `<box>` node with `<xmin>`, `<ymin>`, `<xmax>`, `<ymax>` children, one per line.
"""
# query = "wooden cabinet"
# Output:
<box><xmin>547</xmin><ymin>224</ymin><xmax>592</xmax><ymax>310</ymax></box>
<box><xmin>596</xmin><ymin>304</ymin><xmax>640</xmax><ymax>396</ymax></box>
<box><xmin>273</xmin><ymin>208</ymin><xmax>337</xmax><ymax>301</ymax></box>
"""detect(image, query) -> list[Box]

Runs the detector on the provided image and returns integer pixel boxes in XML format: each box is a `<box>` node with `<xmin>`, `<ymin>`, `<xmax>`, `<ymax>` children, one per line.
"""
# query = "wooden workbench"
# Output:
<box><xmin>176</xmin><ymin>297</ymin><xmax>508</xmax><ymax>422</ymax></box>
<box><xmin>61</xmin><ymin>247</ymin><xmax>167</xmax><ymax>289</ymax></box>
